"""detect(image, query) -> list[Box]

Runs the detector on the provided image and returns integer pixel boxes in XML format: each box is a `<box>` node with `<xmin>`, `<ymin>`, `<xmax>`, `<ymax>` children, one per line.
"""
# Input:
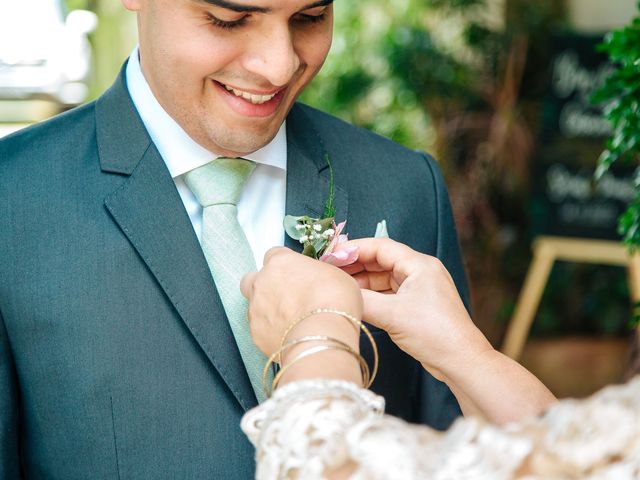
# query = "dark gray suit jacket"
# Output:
<box><xmin>0</xmin><ymin>67</ymin><xmax>469</xmax><ymax>478</ymax></box>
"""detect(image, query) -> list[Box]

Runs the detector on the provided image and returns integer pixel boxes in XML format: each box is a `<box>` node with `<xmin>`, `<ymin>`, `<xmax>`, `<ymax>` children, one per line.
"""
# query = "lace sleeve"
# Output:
<box><xmin>241</xmin><ymin>380</ymin><xmax>385</xmax><ymax>480</ymax></box>
<box><xmin>241</xmin><ymin>377</ymin><xmax>640</xmax><ymax>479</ymax></box>
<box><xmin>240</xmin><ymin>379</ymin><xmax>530</xmax><ymax>479</ymax></box>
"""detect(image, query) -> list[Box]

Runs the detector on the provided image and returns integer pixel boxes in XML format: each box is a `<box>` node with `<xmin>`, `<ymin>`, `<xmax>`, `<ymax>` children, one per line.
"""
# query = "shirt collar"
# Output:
<box><xmin>125</xmin><ymin>46</ymin><xmax>287</xmax><ymax>179</ymax></box>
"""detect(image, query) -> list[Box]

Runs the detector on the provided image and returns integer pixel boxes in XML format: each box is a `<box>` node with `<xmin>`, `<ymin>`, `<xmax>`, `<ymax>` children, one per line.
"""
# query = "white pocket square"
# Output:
<box><xmin>374</xmin><ymin>220</ymin><xmax>389</xmax><ymax>238</ymax></box>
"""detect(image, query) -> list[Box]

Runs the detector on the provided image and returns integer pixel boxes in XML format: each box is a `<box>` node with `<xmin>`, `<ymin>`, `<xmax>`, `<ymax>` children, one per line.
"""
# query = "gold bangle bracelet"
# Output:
<box><xmin>270</xmin><ymin>343</ymin><xmax>370</xmax><ymax>396</ymax></box>
<box><xmin>279</xmin><ymin>308</ymin><xmax>379</xmax><ymax>388</ymax></box>
<box><xmin>262</xmin><ymin>335</ymin><xmax>370</xmax><ymax>399</ymax></box>
<box><xmin>278</xmin><ymin>308</ymin><xmax>360</xmax><ymax>364</ymax></box>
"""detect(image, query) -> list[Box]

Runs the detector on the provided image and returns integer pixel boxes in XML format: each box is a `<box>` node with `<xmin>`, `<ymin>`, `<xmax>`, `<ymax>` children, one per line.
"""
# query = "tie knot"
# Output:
<box><xmin>185</xmin><ymin>157</ymin><xmax>256</xmax><ymax>207</ymax></box>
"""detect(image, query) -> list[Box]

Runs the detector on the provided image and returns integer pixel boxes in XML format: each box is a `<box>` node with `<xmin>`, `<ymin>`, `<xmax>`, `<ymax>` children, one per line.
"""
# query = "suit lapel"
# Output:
<box><xmin>285</xmin><ymin>105</ymin><xmax>349</xmax><ymax>251</ymax></box>
<box><xmin>96</xmin><ymin>67</ymin><xmax>257</xmax><ymax>411</ymax></box>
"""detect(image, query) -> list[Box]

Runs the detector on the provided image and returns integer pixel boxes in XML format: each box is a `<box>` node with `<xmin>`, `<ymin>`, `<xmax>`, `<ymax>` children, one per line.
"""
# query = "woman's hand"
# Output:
<box><xmin>341</xmin><ymin>238</ymin><xmax>556</xmax><ymax>423</ymax></box>
<box><xmin>342</xmin><ymin>238</ymin><xmax>491</xmax><ymax>381</ymax></box>
<box><xmin>241</xmin><ymin>248</ymin><xmax>363</xmax><ymax>386</ymax></box>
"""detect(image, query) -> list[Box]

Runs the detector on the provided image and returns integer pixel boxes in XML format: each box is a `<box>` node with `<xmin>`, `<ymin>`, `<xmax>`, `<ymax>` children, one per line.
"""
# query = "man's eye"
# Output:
<box><xmin>294</xmin><ymin>12</ymin><xmax>327</xmax><ymax>25</ymax></box>
<box><xmin>206</xmin><ymin>12</ymin><xmax>248</xmax><ymax>30</ymax></box>
<box><xmin>294</xmin><ymin>6</ymin><xmax>329</xmax><ymax>25</ymax></box>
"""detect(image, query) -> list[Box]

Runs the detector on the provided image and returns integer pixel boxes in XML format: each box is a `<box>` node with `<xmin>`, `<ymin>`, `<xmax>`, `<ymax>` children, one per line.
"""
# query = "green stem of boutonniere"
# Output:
<box><xmin>284</xmin><ymin>153</ymin><xmax>339</xmax><ymax>259</ymax></box>
<box><xmin>323</xmin><ymin>153</ymin><xmax>336</xmax><ymax>219</ymax></box>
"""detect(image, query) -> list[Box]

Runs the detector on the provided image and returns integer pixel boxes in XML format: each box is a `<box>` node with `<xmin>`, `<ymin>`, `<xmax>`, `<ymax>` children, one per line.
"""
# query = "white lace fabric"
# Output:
<box><xmin>241</xmin><ymin>377</ymin><xmax>640</xmax><ymax>479</ymax></box>
<box><xmin>241</xmin><ymin>380</ymin><xmax>385</xmax><ymax>479</ymax></box>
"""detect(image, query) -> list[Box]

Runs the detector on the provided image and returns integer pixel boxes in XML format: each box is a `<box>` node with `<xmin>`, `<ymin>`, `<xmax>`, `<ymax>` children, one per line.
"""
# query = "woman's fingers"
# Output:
<box><xmin>360</xmin><ymin>289</ymin><xmax>396</xmax><ymax>331</ymax></box>
<box><xmin>352</xmin><ymin>271</ymin><xmax>393</xmax><ymax>291</ymax></box>
<box><xmin>341</xmin><ymin>262</ymin><xmax>364</xmax><ymax>276</ymax></box>
<box><xmin>342</xmin><ymin>239</ymin><xmax>420</xmax><ymax>283</ymax></box>
<box><xmin>345</xmin><ymin>238</ymin><xmax>416</xmax><ymax>269</ymax></box>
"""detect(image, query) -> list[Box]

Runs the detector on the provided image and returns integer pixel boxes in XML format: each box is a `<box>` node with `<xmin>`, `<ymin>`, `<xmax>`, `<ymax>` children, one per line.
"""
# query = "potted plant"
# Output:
<box><xmin>593</xmin><ymin>2</ymin><xmax>640</xmax><ymax>380</ymax></box>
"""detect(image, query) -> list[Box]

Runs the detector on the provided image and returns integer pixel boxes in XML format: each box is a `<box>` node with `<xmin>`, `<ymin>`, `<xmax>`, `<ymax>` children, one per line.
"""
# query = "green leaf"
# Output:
<box><xmin>593</xmin><ymin>4</ymin><xmax>640</xmax><ymax>254</ymax></box>
<box><xmin>302</xmin><ymin>243</ymin><xmax>317</xmax><ymax>258</ymax></box>
<box><xmin>283</xmin><ymin>215</ymin><xmax>305</xmax><ymax>240</ymax></box>
<box><xmin>318</xmin><ymin>217</ymin><xmax>335</xmax><ymax>229</ymax></box>
<box><xmin>323</xmin><ymin>153</ymin><xmax>336</xmax><ymax>219</ymax></box>
<box><xmin>312</xmin><ymin>237</ymin><xmax>328</xmax><ymax>254</ymax></box>
<box><xmin>630</xmin><ymin>301</ymin><xmax>640</xmax><ymax>329</ymax></box>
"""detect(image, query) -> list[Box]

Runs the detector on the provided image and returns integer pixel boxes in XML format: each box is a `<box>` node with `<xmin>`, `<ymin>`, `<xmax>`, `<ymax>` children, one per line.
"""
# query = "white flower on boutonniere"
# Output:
<box><xmin>374</xmin><ymin>219</ymin><xmax>389</xmax><ymax>239</ymax></box>
<box><xmin>284</xmin><ymin>215</ymin><xmax>357</xmax><ymax>266</ymax></box>
<box><xmin>284</xmin><ymin>155</ymin><xmax>388</xmax><ymax>267</ymax></box>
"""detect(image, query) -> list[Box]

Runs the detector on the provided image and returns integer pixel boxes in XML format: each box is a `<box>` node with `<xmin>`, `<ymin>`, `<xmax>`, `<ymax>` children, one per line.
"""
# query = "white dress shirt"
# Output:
<box><xmin>125</xmin><ymin>47</ymin><xmax>287</xmax><ymax>269</ymax></box>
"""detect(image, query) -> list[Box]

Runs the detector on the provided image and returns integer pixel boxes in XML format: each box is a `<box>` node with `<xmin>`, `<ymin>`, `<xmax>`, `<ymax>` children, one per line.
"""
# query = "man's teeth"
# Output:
<box><xmin>223</xmin><ymin>84</ymin><xmax>277</xmax><ymax>104</ymax></box>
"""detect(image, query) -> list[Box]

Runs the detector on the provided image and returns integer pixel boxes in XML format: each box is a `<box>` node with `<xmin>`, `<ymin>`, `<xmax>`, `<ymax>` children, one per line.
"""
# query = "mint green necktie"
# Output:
<box><xmin>185</xmin><ymin>157</ymin><xmax>271</xmax><ymax>403</ymax></box>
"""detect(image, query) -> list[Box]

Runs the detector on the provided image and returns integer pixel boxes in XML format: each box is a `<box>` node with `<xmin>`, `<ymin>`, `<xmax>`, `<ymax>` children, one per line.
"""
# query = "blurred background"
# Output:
<box><xmin>1</xmin><ymin>0</ymin><xmax>639</xmax><ymax>398</ymax></box>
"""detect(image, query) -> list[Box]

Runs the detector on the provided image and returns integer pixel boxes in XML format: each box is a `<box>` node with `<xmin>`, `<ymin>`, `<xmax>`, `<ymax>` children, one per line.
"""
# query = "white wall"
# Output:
<box><xmin>568</xmin><ymin>0</ymin><xmax>637</xmax><ymax>32</ymax></box>
<box><xmin>485</xmin><ymin>0</ymin><xmax>506</xmax><ymax>29</ymax></box>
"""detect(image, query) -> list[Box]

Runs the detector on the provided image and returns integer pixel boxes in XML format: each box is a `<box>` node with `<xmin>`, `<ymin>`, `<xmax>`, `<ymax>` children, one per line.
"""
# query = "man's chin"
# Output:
<box><xmin>204</xmin><ymin>131</ymin><xmax>277</xmax><ymax>158</ymax></box>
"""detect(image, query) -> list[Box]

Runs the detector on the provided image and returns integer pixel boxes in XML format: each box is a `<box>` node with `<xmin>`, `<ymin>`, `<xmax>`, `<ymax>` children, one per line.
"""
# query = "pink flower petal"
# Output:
<box><xmin>324</xmin><ymin>221</ymin><xmax>348</xmax><ymax>255</ymax></box>
<box><xmin>319</xmin><ymin>246</ymin><xmax>359</xmax><ymax>267</ymax></box>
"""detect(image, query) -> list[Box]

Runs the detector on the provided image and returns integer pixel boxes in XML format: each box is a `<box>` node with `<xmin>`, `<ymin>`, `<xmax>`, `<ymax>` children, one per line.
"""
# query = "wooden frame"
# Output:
<box><xmin>501</xmin><ymin>236</ymin><xmax>640</xmax><ymax>360</ymax></box>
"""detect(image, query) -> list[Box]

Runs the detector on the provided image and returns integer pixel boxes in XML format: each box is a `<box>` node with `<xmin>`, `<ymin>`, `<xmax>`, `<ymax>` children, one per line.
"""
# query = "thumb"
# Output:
<box><xmin>361</xmin><ymin>289</ymin><xmax>397</xmax><ymax>332</ymax></box>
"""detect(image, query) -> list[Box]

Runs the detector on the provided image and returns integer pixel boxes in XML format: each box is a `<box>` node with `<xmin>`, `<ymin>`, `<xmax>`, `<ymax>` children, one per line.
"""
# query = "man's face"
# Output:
<box><xmin>122</xmin><ymin>0</ymin><xmax>334</xmax><ymax>156</ymax></box>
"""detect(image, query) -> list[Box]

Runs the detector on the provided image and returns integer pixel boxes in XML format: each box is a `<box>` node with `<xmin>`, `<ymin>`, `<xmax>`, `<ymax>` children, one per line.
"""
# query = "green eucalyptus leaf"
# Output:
<box><xmin>313</xmin><ymin>237</ymin><xmax>329</xmax><ymax>254</ymax></box>
<box><xmin>284</xmin><ymin>215</ymin><xmax>306</xmax><ymax>240</ymax></box>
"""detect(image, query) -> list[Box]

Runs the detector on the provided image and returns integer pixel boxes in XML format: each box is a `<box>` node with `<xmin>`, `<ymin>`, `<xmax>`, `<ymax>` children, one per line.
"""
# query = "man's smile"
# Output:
<box><xmin>220</xmin><ymin>82</ymin><xmax>280</xmax><ymax>104</ymax></box>
<box><xmin>214</xmin><ymin>80</ymin><xmax>287</xmax><ymax>118</ymax></box>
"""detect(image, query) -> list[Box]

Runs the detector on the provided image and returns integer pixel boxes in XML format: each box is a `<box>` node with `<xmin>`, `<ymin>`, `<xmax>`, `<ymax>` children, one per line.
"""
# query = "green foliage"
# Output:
<box><xmin>63</xmin><ymin>0</ymin><xmax>88</xmax><ymax>10</ymax></box>
<box><xmin>301</xmin><ymin>0</ymin><xmax>438</xmax><ymax>151</ymax></box>
<box><xmin>594</xmin><ymin>4</ymin><xmax>640</xmax><ymax>249</ymax></box>
<box><xmin>304</xmin><ymin>0</ymin><xmax>562</xmax><ymax>156</ymax></box>
<box><xmin>632</xmin><ymin>301</ymin><xmax>640</xmax><ymax>329</ymax></box>
<box><xmin>385</xmin><ymin>26</ymin><xmax>477</xmax><ymax>107</ymax></box>
<box><xmin>426</xmin><ymin>0</ymin><xmax>485</xmax><ymax>11</ymax></box>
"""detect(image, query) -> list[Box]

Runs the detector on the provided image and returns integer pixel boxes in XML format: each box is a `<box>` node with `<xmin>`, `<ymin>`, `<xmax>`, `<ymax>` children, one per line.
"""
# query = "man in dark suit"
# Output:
<box><xmin>0</xmin><ymin>0</ymin><xmax>469</xmax><ymax>477</ymax></box>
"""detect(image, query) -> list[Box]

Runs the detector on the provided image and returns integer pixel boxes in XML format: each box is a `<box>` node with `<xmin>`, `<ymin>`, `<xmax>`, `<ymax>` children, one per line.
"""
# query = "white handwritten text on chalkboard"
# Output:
<box><xmin>552</xmin><ymin>50</ymin><xmax>614</xmax><ymax>138</ymax></box>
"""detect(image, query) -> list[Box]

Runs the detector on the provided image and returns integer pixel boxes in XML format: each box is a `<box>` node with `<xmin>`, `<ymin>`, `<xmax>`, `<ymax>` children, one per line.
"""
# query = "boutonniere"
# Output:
<box><xmin>284</xmin><ymin>154</ymin><xmax>359</xmax><ymax>267</ymax></box>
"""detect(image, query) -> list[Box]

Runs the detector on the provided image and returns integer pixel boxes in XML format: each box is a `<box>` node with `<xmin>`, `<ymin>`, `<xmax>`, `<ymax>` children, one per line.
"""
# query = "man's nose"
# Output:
<box><xmin>243</xmin><ymin>25</ymin><xmax>301</xmax><ymax>87</ymax></box>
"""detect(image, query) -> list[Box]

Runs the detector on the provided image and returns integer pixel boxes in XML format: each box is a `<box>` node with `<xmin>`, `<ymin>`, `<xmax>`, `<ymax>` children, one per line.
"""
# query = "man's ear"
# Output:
<box><xmin>121</xmin><ymin>0</ymin><xmax>142</xmax><ymax>11</ymax></box>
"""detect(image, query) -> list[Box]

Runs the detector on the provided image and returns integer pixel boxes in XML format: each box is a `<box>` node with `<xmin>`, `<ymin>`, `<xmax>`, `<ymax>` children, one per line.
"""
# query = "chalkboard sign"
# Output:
<box><xmin>531</xmin><ymin>33</ymin><xmax>637</xmax><ymax>240</ymax></box>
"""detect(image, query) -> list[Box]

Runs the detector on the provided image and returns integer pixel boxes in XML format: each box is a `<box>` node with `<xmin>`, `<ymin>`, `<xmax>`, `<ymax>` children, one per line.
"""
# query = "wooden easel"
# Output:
<box><xmin>501</xmin><ymin>236</ymin><xmax>640</xmax><ymax>360</ymax></box>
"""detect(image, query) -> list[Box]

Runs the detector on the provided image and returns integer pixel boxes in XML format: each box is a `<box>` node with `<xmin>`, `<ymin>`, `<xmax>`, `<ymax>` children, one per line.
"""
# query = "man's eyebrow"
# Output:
<box><xmin>303</xmin><ymin>0</ymin><xmax>335</xmax><ymax>9</ymax></box>
<box><xmin>197</xmin><ymin>0</ymin><xmax>334</xmax><ymax>13</ymax></box>
<box><xmin>198</xmin><ymin>0</ymin><xmax>270</xmax><ymax>13</ymax></box>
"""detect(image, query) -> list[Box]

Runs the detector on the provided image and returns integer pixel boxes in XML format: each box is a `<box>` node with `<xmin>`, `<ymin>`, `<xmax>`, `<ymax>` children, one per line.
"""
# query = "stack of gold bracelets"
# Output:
<box><xmin>261</xmin><ymin>308</ymin><xmax>379</xmax><ymax>398</ymax></box>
